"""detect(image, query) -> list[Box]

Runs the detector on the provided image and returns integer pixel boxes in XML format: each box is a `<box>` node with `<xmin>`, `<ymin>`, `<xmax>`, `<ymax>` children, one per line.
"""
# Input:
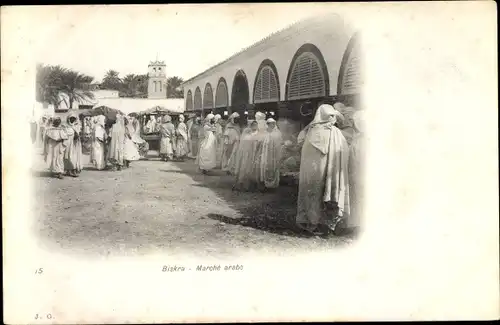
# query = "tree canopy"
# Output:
<box><xmin>36</xmin><ymin>64</ymin><xmax>185</xmax><ymax>105</ymax></box>
<box><xmin>99</xmin><ymin>70</ymin><xmax>184</xmax><ymax>98</ymax></box>
<box><xmin>36</xmin><ymin>64</ymin><xmax>95</xmax><ymax>109</ymax></box>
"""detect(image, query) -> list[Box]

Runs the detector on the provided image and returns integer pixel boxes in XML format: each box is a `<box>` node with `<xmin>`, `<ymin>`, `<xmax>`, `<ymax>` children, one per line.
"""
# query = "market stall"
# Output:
<box><xmin>137</xmin><ymin>106</ymin><xmax>181</xmax><ymax>153</ymax></box>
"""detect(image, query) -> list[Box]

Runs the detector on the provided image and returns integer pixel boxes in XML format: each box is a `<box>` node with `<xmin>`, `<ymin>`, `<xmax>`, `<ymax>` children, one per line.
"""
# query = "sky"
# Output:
<box><xmin>27</xmin><ymin>4</ymin><xmax>332</xmax><ymax>83</ymax></box>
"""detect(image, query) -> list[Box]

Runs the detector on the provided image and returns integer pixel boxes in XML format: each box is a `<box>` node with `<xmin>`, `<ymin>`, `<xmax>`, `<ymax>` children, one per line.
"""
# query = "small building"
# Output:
<box><xmin>181</xmin><ymin>12</ymin><xmax>363</xmax><ymax>140</ymax></box>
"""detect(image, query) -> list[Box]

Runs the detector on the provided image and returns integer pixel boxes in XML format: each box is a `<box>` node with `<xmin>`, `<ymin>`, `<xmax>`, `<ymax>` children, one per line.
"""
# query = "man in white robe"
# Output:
<box><xmin>196</xmin><ymin>114</ymin><xmax>217</xmax><ymax>174</ymax></box>
<box><xmin>222</xmin><ymin>112</ymin><xmax>241</xmax><ymax>174</ymax></box>
<box><xmin>296</xmin><ymin>104</ymin><xmax>350</xmax><ymax>235</ymax></box>
<box><xmin>44</xmin><ymin>117</ymin><xmax>70</xmax><ymax>179</ymax></box>
<box><xmin>258</xmin><ymin>118</ymin><xmax>283</xmax><ymax>190</ymax></box>
<box><xmin>91</xmin><ymin>115</ymin><xmax>107</xmax><ymax>170</ymax></box>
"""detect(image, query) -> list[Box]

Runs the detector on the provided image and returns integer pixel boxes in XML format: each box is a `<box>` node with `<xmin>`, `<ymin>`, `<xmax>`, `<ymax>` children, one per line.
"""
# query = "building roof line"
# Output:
<box><xmin>181</xmin><ymin>14</ymin><xmax>325</xmax><ymax>86</ymax></box>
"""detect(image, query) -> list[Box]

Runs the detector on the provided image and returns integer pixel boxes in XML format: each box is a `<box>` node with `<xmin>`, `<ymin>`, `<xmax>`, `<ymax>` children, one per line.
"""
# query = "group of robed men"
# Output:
<box><xmin>187</xmin><ymin>103</ymin><xmax>365</xmax><ymax>236</ymax></box>
<box><xmin>42</xmin><ymin>102</ymin><xmax>365</xmax><ymax>236</ymax></box>
<box><xmin>43</xmin><ymin>113</ymin><xmax>150</xmax><ymax>177</ymax></box>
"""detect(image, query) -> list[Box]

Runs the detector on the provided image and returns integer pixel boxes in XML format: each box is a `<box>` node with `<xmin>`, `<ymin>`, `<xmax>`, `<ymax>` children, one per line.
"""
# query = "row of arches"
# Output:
<box><xmin>185</xmin><ymin>33</ymin><xmax>360</xmax><ymax>115</ymax></box>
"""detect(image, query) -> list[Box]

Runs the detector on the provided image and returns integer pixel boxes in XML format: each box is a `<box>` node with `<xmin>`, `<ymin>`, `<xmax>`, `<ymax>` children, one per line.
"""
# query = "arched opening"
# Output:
<box><xmin>231</xmin><ymin>70</ymin><xmax>250</xmax><ymax>125</ymax></box>
<box><xmin>193</xmin><ymin>87</ymin><xmax>202</xmax><ymax>112</ymax></box>
<box><xmin>284</xmin><ymin>43</ymin><xmax>330</xmax><ymax>128</ymax></box>
<box><xmin>253</xmin><ymin>59</ymin><xmax>281</xmax><ymax>120</ymax></box>
<box><xmin>337</xmin><ymin>32</ymin><xmax>362</xmax><ymax>108</ymax></box>
<box><xmin>185</xmin><ymin>90</ymin><xmax>193</xmax><ymax>112</ymax></box>
<box><xmin>214</xmin><ymin>77</ymin><xmax>229</xmax><ymax>118</ymax></box>
<box><xmin>202</xmin><ymin>83</ymin><xmax>214</xmax><ymax>116</ymax></box>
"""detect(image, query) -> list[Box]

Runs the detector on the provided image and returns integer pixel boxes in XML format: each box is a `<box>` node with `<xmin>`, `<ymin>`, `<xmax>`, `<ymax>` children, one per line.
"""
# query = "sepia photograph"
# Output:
<box><xmin>2</xmin><ymin>2</ymin><xmax>498</xmax><ymax>323</ymax></box>
<box><xmin>30</xmin><ymin>6</ymin><xmax>363</xmax><ymax>257</ymax></box>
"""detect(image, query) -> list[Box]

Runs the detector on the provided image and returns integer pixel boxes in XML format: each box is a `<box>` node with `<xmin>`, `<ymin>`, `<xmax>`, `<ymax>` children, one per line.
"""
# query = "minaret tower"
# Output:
<box><xmin>147</xmin><ymin>58</ymin><xmax>167</xmax><ymax>99</ymax></box>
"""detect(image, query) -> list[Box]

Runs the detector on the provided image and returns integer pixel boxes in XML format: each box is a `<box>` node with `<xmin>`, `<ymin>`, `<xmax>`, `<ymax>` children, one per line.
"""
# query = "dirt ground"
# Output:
<box><xmin>32</xmin><ymin>152</ymin><xmax>355</xmax><ymax>259</ymax></box>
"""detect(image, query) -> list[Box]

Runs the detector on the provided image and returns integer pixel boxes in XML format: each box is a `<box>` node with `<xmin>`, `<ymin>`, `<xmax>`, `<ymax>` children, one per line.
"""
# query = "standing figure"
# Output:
<box><xmin>189</xmin><ymin>117</ymin><xmax>201</xmax><ymax>158</ymax></box>
<box><xmin>131</xmin><ymin>116</ymin><xmax>149</xmax><ymax>158</ymax></box>
<box><xmin>185</xmin><ymin>115</ymin><xmax>194</xmax><ymax>157</ymax></box>
<box><xmin>258</xmin><ymin>118</ymin><xmax>283</xmax><ymax>190</ymax></box>
<box><xmin>175</xmin><ymin>114</ymin><xmax>189</xmax><ymax>161</ymax></box>
<box><xmin>252</xmin><ymin>111</ymin><xmax>269</xmax><ymax>188</ymax></box>
<box><xmin>107</xmin><ymin>114</ymin><xmax>126</xmax><ymax>171</ymax></box>
<box><xmin>254</xmin><ymin>111</ymin><xmax>268</xmax><ymax>133</ymax></box>
<box><xmin>231</xmin><ymin>120</ymin><xmax>261</xmax><ymax>191</ymax></box>
<box><xmin>43</xmin><ymin>117</ymin><xmax>69</xmax><ymax>179</ymax></box>
<box><xmin>144</xmin><ymin>115</ymin><xmax>156</xmax><ymax>134</ymax></box>
<box><xmin>91</xmin><ymin>115</ymin><xmax>107</xmax><ymax>170</ymax></box>
<box><xmin>38</xmin><ymin>116</ymin><xmax>48</xmax><ymax>147</ymax></box>
<box><xmin>196</xmin><ymin>114</ymin><xmax>217</xmax><ymax>174</ymax></box>
<box><xmin>296</xmin><ymin>104</ymin><xmax>350</xmax><ymax>235</ymax></box>
<box><xmin>159</xmin><ymin>115</ymin><xmax>176</xmax><ymax>161</ymax></box>
<box><xmin>335</xmin><ymin>103</ymin><xmax>357</xmax><ymax>146</ymax></box>
<box><xmin>123</xmin><ymin>117</ymin><xmax>141</xmax><ymax>168</ymax></box>
<box><xmin>347</xmin><ymin>110</ymin><xmax>365</xmax><ymax>229</ymax></box>
<box><xmin>213</xmin><ymin>114</ymin><xmax>224</xmax><ymax>168</ymax></box>
<box><xmin>155</xmin><ymin>116</ymin><xmax>162</xmax><ymax>133</ymax></box>
<box><xmin>63</xmin><ymin>113</ymin><xmax>83</xmax><ymax>177</ymax></box>
<box><xmin>221</xmin><ymin>112</ymin><xmax>241</xmax><ymax>174</ymax></box>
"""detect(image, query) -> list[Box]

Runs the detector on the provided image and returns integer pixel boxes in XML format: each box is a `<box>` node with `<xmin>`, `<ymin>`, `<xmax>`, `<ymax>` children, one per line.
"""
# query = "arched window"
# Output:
<box><xmin>253</xmin><ymin>62</ymin><xmax>280</xmax><ymax>103</ymax></box>
<box><xmin>186</xmin><ymin>90</ymin><xmax>193</xmax><ymax>111</ymax></box>
<box><xmin>154</xmin><ymin>81</ymin><xmax>157</xmax><ymax>92</ymax></box>
<box><xmin>194</xmin><ymin>87</ymin><xmax>202</xmax><ymax>109</ymax></box>
<box><xmin>160</xmin><ymin>81</ymin><xmax>162</xmax><ymax>92</ymax></box>
<box><xmin>203</xmin><ymin>83</ymin><xmax>214</xmax><ymax>109</ymax></box>
<box><xmin>286</xmin><ymin>47</ymin><xmax>328</xmax><ymax>101</ymax></box>
<box><xmin>338</xmin><ymin>32</ymin><xmax>362</xmax><ymax>95</ymax></box>
<box><xmin>214</xmin><ymin>78</ymin><xmax>229</xmax><ymax>108</ymax></box>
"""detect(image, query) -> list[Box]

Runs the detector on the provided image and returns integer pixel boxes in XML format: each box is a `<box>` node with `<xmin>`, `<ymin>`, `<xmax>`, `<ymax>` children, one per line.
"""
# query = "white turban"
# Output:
<box><xmin>229</xmin><ymin>112</ymin><xmax>240</xmax><ymax>121</ymax></box>
<box><xmin>205</xmin><ymin>113</ymin><xmax>215</xmax><ymax>123</ymax></box>
<box><xmin>311</xmin><ymin>104</ymin><xmax>344</xmax><ymax>125</ymax></box>
<box><xmin>214</xmin><ymin>114</ymin><xmax>222</xmax><ymax>121</ymax></box>
<box><xmin>255</xmin><ymin>111</ymin><xmax>266</xmax><ymax>120</ymax></box>
<box><xmin>333</xmin><ymin>102</ymin><xmax>346</xmax><ymax>111</ymax></box>
<box><xmin>266</xmin><ymin>118</ymin><xmax>276</xmax><ymax>124</ymax></box>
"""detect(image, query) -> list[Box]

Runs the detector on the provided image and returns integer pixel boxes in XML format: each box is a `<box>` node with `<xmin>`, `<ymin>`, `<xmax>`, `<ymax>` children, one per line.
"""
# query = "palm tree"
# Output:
<box><xmin>101</xmin><ymin>69</ymin><xmax>122</xmax><ymax>90</ymax></box>
<box><xmin>167</xmin><ymin>76</ymin><xmax>184</xmax><ymax>98</ymax></box>
<box><xmin>59</xmin><ymin>69</ymin><xmax>95</xmax><ymax>109</ymax></box>
<box><xmin>120</xmin><ymin>74</ymin><xmax>137</xmax><ymax>97</ymax></box>
<box><xmin>36</xmin><ymin>64</ymin><xmax>68</xmax><ymax>108</ymax></box>
<box><xmin>135</xmin><ymin>74</ymin><xmax>149</xmax><ymax>98</ymax></box>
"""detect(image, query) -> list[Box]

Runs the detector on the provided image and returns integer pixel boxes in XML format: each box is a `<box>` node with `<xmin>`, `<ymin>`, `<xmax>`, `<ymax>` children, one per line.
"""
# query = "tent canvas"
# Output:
<box><xmin>138</xmin><ymin>106</ymin><xmax>181</xmax><ymax>116</ymax></box>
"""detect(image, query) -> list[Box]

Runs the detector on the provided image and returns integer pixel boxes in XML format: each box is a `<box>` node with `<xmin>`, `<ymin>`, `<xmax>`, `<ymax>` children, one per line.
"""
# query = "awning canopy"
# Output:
<box><xmin>138</xmin><ymin>105</ymin><xmax>181</xmax><ymax>116</ymax></box>
<box><xmin>96</xmin><ymin>98</ymin><xmax>184</xmax><ymax>115</ymax></box>
<box><xmin>79</xmin><ymin>105</ymin><xmax>125</xmax><ymax>122</ymax></box>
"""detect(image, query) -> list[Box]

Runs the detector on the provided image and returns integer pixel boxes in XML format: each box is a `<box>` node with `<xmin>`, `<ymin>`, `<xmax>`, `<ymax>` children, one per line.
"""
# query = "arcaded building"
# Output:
<box><xmin>181</xmin><ymin>12</ymin><xmax>363</xmax><ymax>138</ymax></box>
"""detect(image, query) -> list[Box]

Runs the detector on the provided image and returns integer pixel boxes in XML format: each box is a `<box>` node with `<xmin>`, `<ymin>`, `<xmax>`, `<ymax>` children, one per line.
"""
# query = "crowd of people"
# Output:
<box><xmin>183</xmin><ymin>102</ymin><xmax>364</xmax><ymax>235</ymax></box>
<box><xmin>38</xmin><ymin>101</ymin><xmax>364</xmax><ymax>236</ymax></box>
<box><xmin>41</xmin><ymin>112</ymin><xmax>151</xmax><ymax>176</ymax></box>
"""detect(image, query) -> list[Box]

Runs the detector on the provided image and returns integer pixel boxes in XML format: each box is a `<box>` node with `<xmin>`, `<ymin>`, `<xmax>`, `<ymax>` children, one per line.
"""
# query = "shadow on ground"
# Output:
<box><xmin>32</xmin><ymin>170</ymin><xmax>54</xmax><ymax>178</ymax></box>
<box><xmin>169</xmin><ymin>160</ymin><xmax>355</xmax><ymax>240</ymax></box>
